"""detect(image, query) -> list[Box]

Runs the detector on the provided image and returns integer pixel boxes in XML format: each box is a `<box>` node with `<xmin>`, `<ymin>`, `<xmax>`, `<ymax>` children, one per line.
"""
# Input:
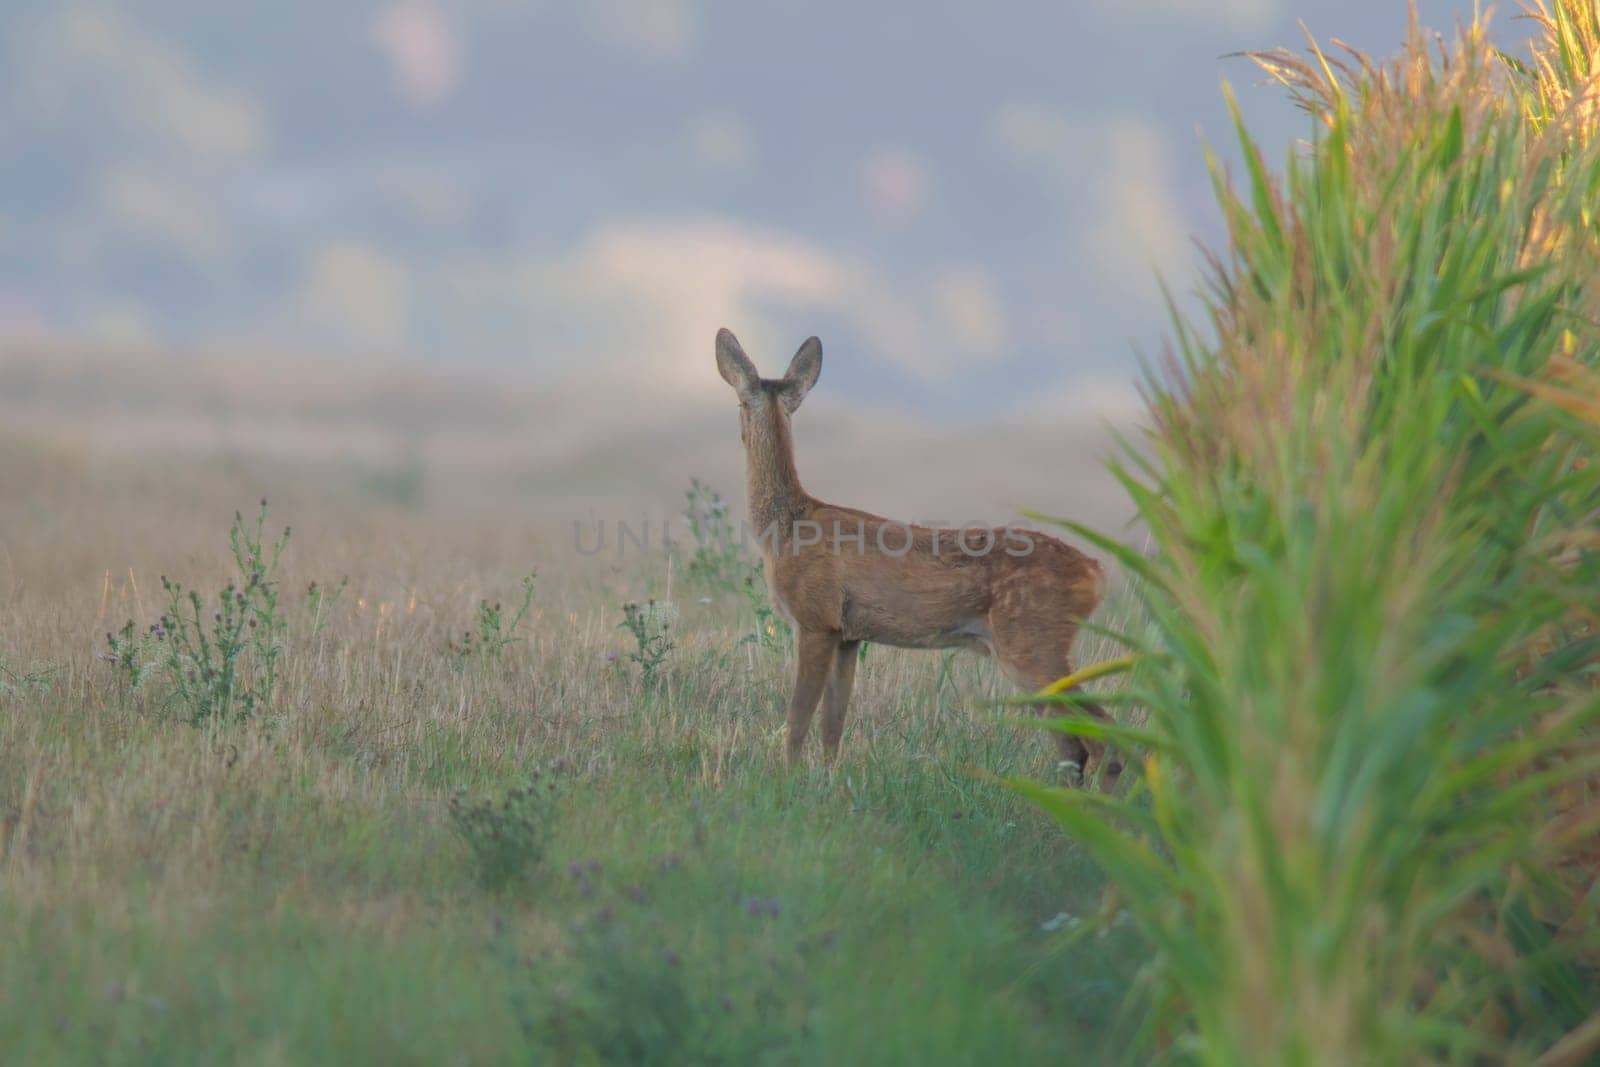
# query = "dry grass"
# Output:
<box><xmin>0</xmin><ymin>425</ymin><xmax>1140</xmax><ymax>1062</ymax></box>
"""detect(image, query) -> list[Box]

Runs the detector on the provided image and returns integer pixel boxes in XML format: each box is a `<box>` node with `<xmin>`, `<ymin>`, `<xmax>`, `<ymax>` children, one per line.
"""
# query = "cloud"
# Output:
<box><xmin>685</xmin><ymin>110</ymin><xmax>758</xmax><ymax>176</ymax></box>
<box><xmin>17</xmin><ymin>8</ymin><xmax>268</xmax><ymax>170</ymax></box>
<box><xmin>990</xmin><ymin>102</ymin><xmax>1078</xmax><ymax>182</ymax></box>
<box><xmin>439</xmin><ymin>218</ymin><xmax>842</xmax><ymax>398</ymax></box>
<box><xmin>565</xmin><ymin>221</ymin><xmax>1009</xmax><ymax>384</ymax></box>
<box><xmin>432</xmin><ymin>217</ymin><xmax>1011</xmax><ymax>406</ymax></box>
<box><xmin>579</xmin><ymin>0</ymin><xmax>697</xmax><ymax>62</ymax></box>
<box><xmin>86</xmin><ymin>303</ymin><xmax>156</xmax><ymax>349</ymax></box>
<box><xmin>859</xmin><ymin>147</ymin><xmax>931</xmax><ymax>225</ymax></box>
<box><xmin>372</xmin><ymin>3</ymin><xmax>464</xmax><ymax>110</ymax></box>
<box><xmin>1014</xmin><ymin>371</ymin><xmax>1146</xmax><ymax>425</ymax></box>
<box><xmin>372</xmin><ymin>166</ymin><xmax>475</xmax><ymax>228</ymax></box>
<box><xmin>990</xmin><ymin>102</ymin><xmax>1192</xmax><ymax>304</ymax></box>
<box><xmin>6</xmin><ymin>6</ymin><xmax>265</xmax><ymax>293</ymax></box>
<box><xmin>98</xmin><ymin>166</ymin><xmax>225</xmax><ymax>258</ymax></box>
<box><xmin>1084</xmin><ymin>122</ymin><xmax>1192</xmax><ymax>293</ymax></box>
<box><xmin>932</xmin><ymin>268</ymin><xmax>1008</xmax><ymax>357</ymax></box>
<box><xmin>295</xmin><ymin>240</ymin><xmax>414</xmax><ymax>352</ymax></box>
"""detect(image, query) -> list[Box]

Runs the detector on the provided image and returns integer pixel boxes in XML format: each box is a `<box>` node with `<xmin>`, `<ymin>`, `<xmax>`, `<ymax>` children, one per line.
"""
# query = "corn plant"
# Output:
<box><xmin>1014</xmin><ymin>10</ymin><xmax>1600</xmax><ymax>1064</ymax></box>
<box><xmin>1505</xmin><ymin>0</ymin><xmax>1600</xmax><ymax>141</ymax></box>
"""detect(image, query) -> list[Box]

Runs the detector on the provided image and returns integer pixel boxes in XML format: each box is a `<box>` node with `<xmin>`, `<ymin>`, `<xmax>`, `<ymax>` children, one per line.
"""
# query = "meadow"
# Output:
<box><xmin>0</xmin><ymin>438</ymin><xmax>1142</xmax><ymax>1063</ymax></box>
<box><xmin>7</xmin><ymin>3</ymin><xmax>1600</xmax><ymax>1064</ymax></box>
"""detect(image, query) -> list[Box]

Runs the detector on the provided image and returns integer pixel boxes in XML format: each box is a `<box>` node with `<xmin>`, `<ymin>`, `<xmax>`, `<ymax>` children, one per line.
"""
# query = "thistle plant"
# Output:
<box><xmin>682</xmin><ymin>477</ymin><xmax>743</xmax><ymax>592</ymax></box>
<box><xmin>305</xmin><ymin>576</ymin><xmax>348</xmax><ymax>639</ymax></box>
<box><xmin>451</xmin><ymin>572</ymin><xmax>537</xmax><ymax>665</ymax></box>
<box><xmin>157</xmin><ymin>501</ymin><xmax>290</xmax><ymax>725</ymax></box>
<box><xmin>102</xmin><ymin>618</ymin><xmax>166</xmax><ymax>691</ymax></box>
<box><xmin>0</xmin><ymin>656</ymin><xmax>57</xmax><ymax>700</ymax></box>
<box><xmin>449</xmin><ymin>773</ymin><xmax>557</xmax><ymax>890</ymax></box>
<box><xmin>621</xmin><ymin>599</ymin><xmax>676</xmax><ymax>690</ymax></box>
<box><xmin>738</xmin><ymin>564</ymin><xmax>791</xmax><ymax>654</ymax></box>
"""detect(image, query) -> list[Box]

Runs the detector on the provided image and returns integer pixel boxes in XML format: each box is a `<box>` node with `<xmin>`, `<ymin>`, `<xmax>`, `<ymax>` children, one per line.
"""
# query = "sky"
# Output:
<box><xmin>0</xmin><ymin>0</ymin><xmax>1534</xmax><ymax>426</ymax></box>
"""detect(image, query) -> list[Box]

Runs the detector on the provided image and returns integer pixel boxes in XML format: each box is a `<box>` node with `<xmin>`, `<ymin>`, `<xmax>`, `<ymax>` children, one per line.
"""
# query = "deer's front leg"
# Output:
<box><xmin>786</xmin><ymin>629</ymin><xmax>837</xmax><ymax>764</ymax></box>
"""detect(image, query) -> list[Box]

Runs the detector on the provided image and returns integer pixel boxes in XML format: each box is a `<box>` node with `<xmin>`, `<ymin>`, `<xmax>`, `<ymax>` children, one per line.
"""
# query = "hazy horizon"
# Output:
<box><xmin>0</xmin><ymin>1</ymin><xmax>1538</xmax><ymax>539</ymax></box>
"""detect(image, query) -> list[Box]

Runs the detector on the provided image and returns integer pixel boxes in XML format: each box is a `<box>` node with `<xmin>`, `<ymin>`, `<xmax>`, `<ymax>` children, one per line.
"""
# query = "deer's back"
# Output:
<box><xmin>761</xmin><ymin>501</ymin><xmax>1103</xmax><ymax>649</ymax></box>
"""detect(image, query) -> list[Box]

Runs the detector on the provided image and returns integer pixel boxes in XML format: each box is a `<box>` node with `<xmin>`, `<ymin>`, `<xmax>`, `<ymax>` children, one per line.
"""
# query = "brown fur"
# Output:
<box><xmin>715</xmin><ymin>329</ymin><xmax>1118</xmax><ymax>785</ymax></box>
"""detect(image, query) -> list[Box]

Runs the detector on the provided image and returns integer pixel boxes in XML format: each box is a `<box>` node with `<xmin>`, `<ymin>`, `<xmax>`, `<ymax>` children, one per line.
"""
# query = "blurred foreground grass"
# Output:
<box><xmin>1015</xmin><ymin>4</ymin><xmax>1600</xmax><ymax>1063</ymax></box>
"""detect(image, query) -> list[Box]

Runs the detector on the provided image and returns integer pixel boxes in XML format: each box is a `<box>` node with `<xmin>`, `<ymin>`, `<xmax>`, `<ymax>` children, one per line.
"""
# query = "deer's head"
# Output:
<box><xmin>714</xmin><ymin>328</ymin><xmax>822</xmax><ymax>446</ymax></box>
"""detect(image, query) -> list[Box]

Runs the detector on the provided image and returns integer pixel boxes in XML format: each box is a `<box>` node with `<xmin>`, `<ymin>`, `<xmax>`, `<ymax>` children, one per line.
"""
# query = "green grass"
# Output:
<box><xmin>0</xmin><ymin>477</ymin><xmax>1143</xmax><ymax>1063</ymax></box>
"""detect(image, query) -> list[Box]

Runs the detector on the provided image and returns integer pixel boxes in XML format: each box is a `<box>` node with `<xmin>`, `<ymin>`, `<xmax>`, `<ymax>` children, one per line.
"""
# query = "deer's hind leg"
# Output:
<box><xmin>820</xmin><ymin>640</ymin><xmax>861</xmax><ymax>763</ymax></box>
<box><xmin>786</xmin><ymin>629</ymin><xmax>838</xmax><ymax>764</ymax></box>
<box><xmin>987</xmin><ymin>615</ymin><xmax>1119</xmax><ymax>788</ymax></box>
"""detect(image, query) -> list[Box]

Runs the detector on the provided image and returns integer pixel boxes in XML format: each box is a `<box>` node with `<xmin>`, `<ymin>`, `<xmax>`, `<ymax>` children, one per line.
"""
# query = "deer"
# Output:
<box><xmin>714</xmin><ymin>328</ymin><xmax>1121</xmax><ymax>787</ymax></box>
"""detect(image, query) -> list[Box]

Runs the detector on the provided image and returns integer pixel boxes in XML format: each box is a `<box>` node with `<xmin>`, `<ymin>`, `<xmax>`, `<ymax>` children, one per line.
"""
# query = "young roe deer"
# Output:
<box><xmin>714</xmin><ymin>328</ymin><xmax>1120</xmax><ymax>785</ymax></box>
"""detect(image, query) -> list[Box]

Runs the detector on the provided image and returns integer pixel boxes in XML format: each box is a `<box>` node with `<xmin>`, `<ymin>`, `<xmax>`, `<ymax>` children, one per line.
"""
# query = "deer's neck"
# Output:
<box><xmin>744</xmin><ymin>397</ymin><xmax>808</xmax><ymax>535</ymax></box>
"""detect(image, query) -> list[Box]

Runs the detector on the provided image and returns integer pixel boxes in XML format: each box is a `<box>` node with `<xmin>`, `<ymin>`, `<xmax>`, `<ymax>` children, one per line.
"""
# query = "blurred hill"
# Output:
<box><xmin>0</xmin><ymin>342</ymin><xmax>1141</xmax><ymax>542</ymax></box>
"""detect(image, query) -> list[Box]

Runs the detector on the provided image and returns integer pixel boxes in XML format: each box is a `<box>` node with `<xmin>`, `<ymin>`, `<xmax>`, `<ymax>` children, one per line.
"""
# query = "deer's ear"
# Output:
<box><xmin>778</xmin><ymin>336</ymin><xmax>821</xmax><ymax>413</ymax></box>
<box><xmin>716</xmin><ymin>328</ymin><xmax>760</xmax><ymax>398</ymax></box>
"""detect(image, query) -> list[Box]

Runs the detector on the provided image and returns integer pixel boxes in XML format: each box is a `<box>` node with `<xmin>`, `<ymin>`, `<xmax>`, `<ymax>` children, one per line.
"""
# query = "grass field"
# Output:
<box><xmin>9</xmin><ymin>4</ymin><xmax>1600</xmax><ymax>1063</ymax></box>
<box><xmin>0</xmin><ymin>437</ymin><xmax>1143</xmax><ymax>1063</ymax></box>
